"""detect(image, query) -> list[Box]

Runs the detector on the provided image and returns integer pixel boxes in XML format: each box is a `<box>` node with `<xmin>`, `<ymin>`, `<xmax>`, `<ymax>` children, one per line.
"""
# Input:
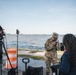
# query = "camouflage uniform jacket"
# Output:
<box><xmin>45</xmin><ymin>37</ymin><xmax>59</xmax><ymax>59</ymax></box>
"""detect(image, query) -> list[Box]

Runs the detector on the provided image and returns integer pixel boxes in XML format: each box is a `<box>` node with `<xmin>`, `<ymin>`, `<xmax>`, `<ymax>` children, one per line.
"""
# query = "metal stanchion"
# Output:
<box><xmin>16</xmin><ymin>29</ymin><xmax>19</xmax><ymax>75</ymax></box>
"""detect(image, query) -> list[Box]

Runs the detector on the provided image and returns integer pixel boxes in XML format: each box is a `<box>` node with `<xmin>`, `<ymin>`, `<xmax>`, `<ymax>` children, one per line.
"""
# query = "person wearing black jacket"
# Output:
<box><xmin>0</xmin><ymin>26</ymin><xmax>5</xmax><ymax>61</ymax></box>
<box><xmin>0</xmin><ymin>25</ymin><xmax>5</xmax><ymax>74</ymax></box>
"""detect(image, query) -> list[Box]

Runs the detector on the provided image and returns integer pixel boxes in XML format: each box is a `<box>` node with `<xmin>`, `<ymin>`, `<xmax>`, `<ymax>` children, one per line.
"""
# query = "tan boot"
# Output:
<box><xmin>46</xmin><ymin>72</ymin><xmax>49</xmax><ymax>75</ymax></box>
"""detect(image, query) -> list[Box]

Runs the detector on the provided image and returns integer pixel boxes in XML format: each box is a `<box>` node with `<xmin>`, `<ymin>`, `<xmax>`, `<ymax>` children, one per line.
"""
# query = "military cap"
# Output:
<box><xmin>52</xmin><ymin>32</ymin><xmax>58</xmax><ymax>38</ymax></box>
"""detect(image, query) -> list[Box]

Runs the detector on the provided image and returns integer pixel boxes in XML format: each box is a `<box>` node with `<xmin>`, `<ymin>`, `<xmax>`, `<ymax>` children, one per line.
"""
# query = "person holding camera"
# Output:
<box><xmin>0</xmin><ymin>25</ymin><xmax>5</xmax><ymax>74</ymax></box>
<box><xmin>58</xmin><ymin>34</ymin><xmax>76</xmax><ymax>75</ymax></box>
<box><xmin>44</xmin><ymin>32</ymin><xmax>59</xmax><ymax>75</ymax></box>
<box><xmin>0</xmin><ymin>26</ymin><xmax>5</xmax><ymax>63</ymax></box>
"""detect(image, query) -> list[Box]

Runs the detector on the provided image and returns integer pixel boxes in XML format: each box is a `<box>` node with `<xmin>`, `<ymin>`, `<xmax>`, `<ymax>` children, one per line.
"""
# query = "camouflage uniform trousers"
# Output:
<box><xmin>45</xmin><ymin>52</ymin><xmax>57</xmax><ymax>75</ymax></box>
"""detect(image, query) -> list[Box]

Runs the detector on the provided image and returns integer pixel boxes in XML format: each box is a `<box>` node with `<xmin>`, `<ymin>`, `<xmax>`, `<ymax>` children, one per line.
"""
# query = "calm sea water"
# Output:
<box><xmin>4</xmin><ymin>34</ymin><xmax>63</xmax><ymax>50</ymax></box>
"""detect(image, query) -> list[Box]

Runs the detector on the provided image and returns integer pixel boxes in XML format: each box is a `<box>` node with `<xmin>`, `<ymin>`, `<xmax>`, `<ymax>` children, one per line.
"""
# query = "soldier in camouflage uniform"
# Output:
<box><xmin>44</xmin><ymin>32</ymin><xmax>59</xmax><ymax>75</ymax></box>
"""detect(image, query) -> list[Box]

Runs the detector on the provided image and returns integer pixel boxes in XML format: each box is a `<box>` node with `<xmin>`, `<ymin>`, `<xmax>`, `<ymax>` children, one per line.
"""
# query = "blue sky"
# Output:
<box><xmin>0</xmin><ymin>0</ymin><xmax>76</xmax><ymax>34</ymax></box>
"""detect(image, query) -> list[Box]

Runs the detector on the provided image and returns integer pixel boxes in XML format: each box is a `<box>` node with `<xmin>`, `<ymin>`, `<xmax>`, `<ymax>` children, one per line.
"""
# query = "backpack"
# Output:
<box><xmin>25</xmin><ymin>66</ymin><xmax>43</xmax><ymax>75</ymax></box>
<box><xmin>7</xmin><ymin>68</ymin><xmax>16</xmax><ymax>75</ymax></box>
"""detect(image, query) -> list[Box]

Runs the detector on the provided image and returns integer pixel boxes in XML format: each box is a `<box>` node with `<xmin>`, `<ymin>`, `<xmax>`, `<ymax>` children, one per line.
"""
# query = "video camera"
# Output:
<box><xmin>0</xmin><ymin>26</ymin><xmax>5</xmax><ymax>40</ymax></box>
<box><xmin>60</xmin><ymin>43</ymin><xmax>64</xmax><ymax>51</ymax></box>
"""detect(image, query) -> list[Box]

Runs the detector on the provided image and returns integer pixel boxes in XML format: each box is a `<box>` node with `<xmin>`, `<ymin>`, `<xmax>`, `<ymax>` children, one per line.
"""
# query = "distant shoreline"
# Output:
<box><xmin>3</xmin><ymin>49</ymin><xmax>64</xmax><ymax>60</ymax></box>
<box><xmin>18</xmin><ymin>50</ymin><xmax>64</xmax><ymax>56</ymax></box>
